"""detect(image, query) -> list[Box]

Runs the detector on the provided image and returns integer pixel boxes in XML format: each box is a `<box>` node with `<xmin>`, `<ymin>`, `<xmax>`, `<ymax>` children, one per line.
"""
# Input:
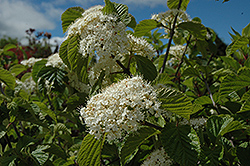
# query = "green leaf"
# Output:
<box><xmin>33</xmin><ymin>101</ymin><xmax>57</xmax><ymax>123</ymax></box>
<box><xmin>160</xmin><ymin>123</ymin><xmax>200</xmax><ymax>166</ymax></box>
<box><xmin>226</xmin><ymin>36</ymin><xmax>249</xmax><ymax>56</ymax></box>
<box><xmin>0</xmin><ymin>68</ymin><xmax>15</xmax><ymax>90</ymax></box>
<box><xmin>194</xmin><ymin>96</ymin><xmax>213</xmax><ymax>105</ymax></box>
<box><xmin>0</xmin><ymin>155</ymin><xmax>17</xmax><ymax>166</ymax></box>
<box><xmin>237</xmin><ymin>146</ymin><xmax>250</xmax><ymax>166</ymax></box>
<box><xmin>66</xmin><ymin>92</ymin><xmax>88</xmax><ymax>111</ymax></box>
<box><xmin>54</xmin><ymin>123</ymin><xmax>71</xmax><ymax>135</ymax></box>
<box><xmin>182</xmin><ymin>67</ymin><xmax>200</xmax><ymax>77</ymax></box>
<box><xmin>9</xmin><ymin>64</ymin><xmax>27</xmax><ymax>77</ymax></box>
<box><xmin>113</xmin><ymin>3</ymin><xmax>131</xmax><ymax>25</ymax></box>
<box><xmin>59</xmin><ymin>38</ymin><xmax>71</xmax><ymax>69</ymax></box>
<box><xmin>68</xmin><ymin>35</ymin><xmax>80</xmax><ymax>70</ymax></box>
<box><xmin>244</xmin><ymin>57</ymin><xmax>250</xmax><ymax>68</ymax></box>
<box><xmin>134</xmin><ymin>19</ymin><xmax>161</xmax><ymax>37</ymax></box>
<box><xmin>127</xmin><ymin>14</ymin><xmax>136</xmax><ymax>29</ymax></box>
<box><xmin>178</xmin><ymin>21</ymin><xmax>207</xmax><ymax>39</ymax></box>
<box><xmin>16</xmin><ymin>135</ymin><xmax>36</xmax><ymax>152</ymax></box>
<box><xmin>32</xmin><ymin>59</ymin><xmax>47</xmax><ymax>82</ymax></box>
<box><xmin>44</xmin><ymin>143</ymin><xmax>68</xmax><ymax>160</ymax></box>
<box><xmin>31</xmin><ymin>145</ymin><xmax>50</xmax><ymax>165</ymax></box>
<box><xmin>221</xmin><ymin>56</ymin><xmax>241</xmax><ymax>72</ymax></box>
<box><xmin>61</xmin><ymin>7</ymin><xmax>85</xmax><ymax>33</ymax></box>
<box><xmin>102</xmin><ymin>0</ymin><xmax>115</xmax><ymax>15</ymax></box>
<box><xmin>238</xmin><ymin>97</ymin><xmax>250</xmax><ymax>113</ymax></box>
<box><xmin>242</xmin><ymin>23</ymin><xmax>250</xmax><ymax>37</ymax></box>
<box><xmin>3</xmin><ymin>44</ymin><xmax>16</xmax><ymax>52</ymax></box>
<box><xmin>219</xmin><ymin>67</ymin><xmax>250</xmax><ymax>98</ymax></box>
<box><xmin>120</xmin><ymin>127</ymin><xmax>161</xmax><ymax>165</ymax></box>
<box><xmin>167</xmin><ymin>0</ymin><xmax>190</xmax><ymax>11</ymax></box>
<box><xmin>201</xmin><ymin>145</ymin><xmax>224</xmax><ymax>166</ymax></box>
<box><xmin>77</xmin><ymin>134</ymin><xmax>105</xmax><ymax>166</ymax></box>
<box><xmin>158</xmin><ymin>88</ymin><xmax>193</xmax><ymax>119</ymax></box>
<box><xmin>134</xmin><ymin>55</ymin><xmax>157</xmax><ymax>81</ymax></box>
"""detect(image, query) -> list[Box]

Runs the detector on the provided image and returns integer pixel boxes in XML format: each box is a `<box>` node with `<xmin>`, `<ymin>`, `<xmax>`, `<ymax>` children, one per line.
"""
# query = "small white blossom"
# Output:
<box><xmin>16</xmin><ymin>77</ymin><xmax>36</xmax><ymax>94</ymax></box>
<box><xmin>21</xmin><ymin>57</ymin><xmax>42</xmax><ymax>67</ymax></box>
<box><xmin>179</xmin><ymin>117</ymin><xmax>207</xmax><ymax>129</ymax></box>
<box><xmin>46</xmin><ymin>53</ymin><xmax>65</xmax><ymax>68</ymax></box>
<box><xmin>169</xmin><ymin>45</ymin><xmax>190</xmax><ymax>58</ymax></box>
<box><xmin>141</xmin><ymin>147</ymin><xmax>173</xmax><ymax>166</ymax></box>
<box><xmin>80</xmin><ymin>76</ymin><xmax>161</xmax><ymax>141</ymax></box>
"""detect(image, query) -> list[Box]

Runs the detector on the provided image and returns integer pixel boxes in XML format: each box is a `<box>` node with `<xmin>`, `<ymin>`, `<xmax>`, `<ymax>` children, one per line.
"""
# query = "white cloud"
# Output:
<box><xmin>0</xmin><ymin>0</ymin><xmax>56</xmax><ymax>39</ymax></box>
<box><xmin>112</xmin><ymin>0</ymin><xmax>167</xmax><ymax>8</ymax></box>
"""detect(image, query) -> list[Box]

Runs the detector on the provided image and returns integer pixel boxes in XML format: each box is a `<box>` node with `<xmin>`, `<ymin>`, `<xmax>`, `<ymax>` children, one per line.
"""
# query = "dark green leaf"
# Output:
<box><xmin>134</xmin><ymin>19</ymin><xmax>161</xmax><ymax>37</ymax></box>
<box><xmin>201</xmin><ymin>145</ymin><xmax>224</xmax><ymax>166</ymax></box>
<box><xmin>54</xmin><ymin>123</ymin><xmax>71</xmax><ymax>135</ymax></box>
<box><xmin>160</xmin><ymin>123</ymin><xmax>200</xmax><ymax>166</ymax></box>
<box><xmin>237</xmin><ymin>146</ymin><xmax>250</xmax><ymax>166</ymax></box>
<box><xmin>0</xmin><ymin>68</ymin><xmax>15</xmax><ymax>90</ymax></box>
<box><xmin>16</xmin><ymin>135</ymin><xmax>36</xmax><ymax>152</ymax></box>
<box><xmin>77</xmin><ymin>134</ymin><xmax>105</xmax><ymax>166</ymax></box>
<box><xmin>66</xmin><ymin>92</ymin><xmax>88</xmax><ymax>111</ymax></box>
<box><xmin>32</xmin><ymin>59</ymin><xmax>47</xmax><ymax>82</ymax></box>
<box><xmin>120</xmin><ymin>127</ymin><xmax>161</xmax><ymax>165</ymax></box>
<box><xmin>167</xmin><ymin>0</ymin><xmax>190</xmax><ymax>11</ymax></box>
<box><xmin>44</xmin><ymin>143</ymin><xmax>68</xmax><ymax>160</ymax></box>
<box><xmin>127</xmin><ymin>14</ymin><xmax>137</xmax><ymax>29</ymax></box>
<box><xmin>61</xmin><ymin>7</ymin><xmax>85</xmax><ymax>33</ymax></box>
<box><xmin>158</xmin><ymin>88</ymin><xmax>193</xmax><ymax>119</ymax></box>
<box><xmin>134</xmin><ymin>55</ymin><xmax>157</xmax><ymax>81</ymax></box>
<box><xmin>178</xmin><ymin>21</ymin><xmax>207</xmax><ymax>39</ymax></box>
<box><xmin>182</xmin><ymin>67</ymin><xmax>200</xmax><ymax>77</ymax></box>
<box><xmin>33</xmin><ymin>101</ymin><xmax>57</xmax><ymax>123</ymax></box>
<box><xmin>221</xmin><ymin>56</ymin><xmax>241</xmax><ymax>72</ymax></box>
<box><xmin>0</xmin><ymin>155</ymin><xmax>17</xmax><ymax>166</ymax></box>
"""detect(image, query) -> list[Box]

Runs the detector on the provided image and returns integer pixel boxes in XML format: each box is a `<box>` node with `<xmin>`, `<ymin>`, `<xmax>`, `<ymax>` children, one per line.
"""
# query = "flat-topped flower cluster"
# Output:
<box><xmin>80</xmin><ymin>76</ymin><xmax>161</xmax><ymax>141</ymax></box>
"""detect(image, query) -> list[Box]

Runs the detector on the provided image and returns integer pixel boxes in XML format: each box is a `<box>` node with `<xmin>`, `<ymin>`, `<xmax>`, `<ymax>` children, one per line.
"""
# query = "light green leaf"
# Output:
<box><xmin>102</xmin><ymin>0</ymin><xmax>115</xmax><ymax>15</ymax></box>
<box><xmin>194</xmin><ymin>96</ymin><xmax>213</xmax><ymax>105</ymax></box>
<box><xmin>226</xmin><ymin>36</ymin><xmax>249</xmax><ymax>56</ymax></box>
<box><xmin>178</xmin><ymin>21</ymin><xmax>207</xmax><ymax>39</ymax></box>
<box><xmin>158</xmin><ymin>88</ymin><xmax>193</xmax><ymax>119</ymax></box>
<box><xmin>61</xmin><ymin>7</ymin><xmax>84</xmax><ymax>33</ymax></box>
<box><xmin>134</xmin><ymin>19</ymin><xmax>161</xmax><ymax>37</ymax></box>
<box><xmin>221</xmin><ymin>56</ymin><xmax>241</xmax><ymax>72</ymax></box>
<box><xmin>3</xmin><ymin>44</ymin><xmax>16</xmax><ymax>52</ymax></box>
<box><xmin>9</xmin><ymin>64</ymin><xmax>27</xmax><ymax>77</ymax></box>
<box><xmin>134</xmin><ymin>55</ymin><xmax>157</xmax><ymax>81</ymax></box>
<box><xmin>167</xmin><ymin>0</ymin><xmax>190</xmax><ymax>11</ymax></box>
<box><xmin>33</xmin><ymin>101</ymin><xmax>57</xmax><ymax>123</ymax></box>
<box><xmin>0</xmin><ymin>68</ymin><xmax>15</xmax><ymax>90</ymax></box>
<box><xmin>68</xmin><ymin>35</ymin><xmax>80</xmax><ymax>70</ymax></box>
<box><xmin>77</xmin><ymin>134</ymin><xmax>105</xmax><ymax>166</ymax></box>
<box><xmin>31</xmin><ymin>145</ymin><xmax>50</xmax><ymax>165</ymax></box>
<box><xmin>238</xmin><ymin>97</ymin><xmax>250</xmax><ymax>113</ymax></box>
<box><xmin>160</xmin><ymin>123</ymin><xmax>200</xmax><ymax>166</ymax></box>
<box><xmin>242</xmin><ymin>23</ymin><xmax>250</xmax><ymax>37</ymax></box>
<box><xmin>219</xmin><ymin>67</ymin><xmax>250</xmax><ymax>98</ymax></box>
<box><xmin>59</xmin><ymin>38</ymin><xmax>71</xmax><ymax>69</ymax></box>
<box><xmin>120</xmin><ymin>127</ymin><xmax>161</xmax><ymax>165</ymax></box>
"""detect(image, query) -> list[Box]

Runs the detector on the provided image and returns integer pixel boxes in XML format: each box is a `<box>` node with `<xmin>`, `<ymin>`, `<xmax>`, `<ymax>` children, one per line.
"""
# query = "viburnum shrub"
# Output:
<box><xmin>0</xmin><ymin>0</ymin><xmax>250</xmax><ymax>165</ymax></box>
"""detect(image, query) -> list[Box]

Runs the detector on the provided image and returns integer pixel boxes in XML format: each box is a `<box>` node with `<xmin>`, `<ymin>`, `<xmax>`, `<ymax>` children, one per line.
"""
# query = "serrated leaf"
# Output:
<box><xmin>160</xmin><ymin>123</ymin><xmax>200</xmax><ymax>166</ymax></box>
<box><xmin>242</xmin><ymin>23</ymin><xmax>250</xmax><ymax>38</ymax></box>
<box><xmin>221</xmin><ymin>56</ymin><xmax>241</xmax><ymax>72</ymax></box>
<box><xmin>182</xmin><ymin>67</ymin><xmax>200</xmax><ymax>77</ymax></box>
<box><xmin>68</xmin><ymin>35</ymin><xmax>80</xmax><ymax>70</ymax></box>
<box><xmin>134</xmin><ymin>19</ymin><xmax>160</xmax><ymax>37</ymax></box>
<box><xmin>158</xmin><ymin>88</ymin><xmax>193</xmax><ymax>119</ymax></box>
<box><xmin>54</xmin><ymin>123</ymin><xmax>71</xmax><ymax>135</ymax></box>
<box><xmin>33</xmin><ymin>101</ymin><xmax>57</xmax><ymax>123</ymax></box>
<box><xmin>114</xmin><ymin>3</ymin><xmax>131</xmax><ymax>25</ymax></box>
<box><xmin>120</xmin><ymin>127</ymin><xmax>161</xmax><ymax>165</ymax></box>
<box><xmin>16</xmin><ymin>135</ymin><xmax>36</xmax><ymax>152</ymax></box>
<box><xmin>201</xmin><ymin>145</ymin><xmax>224</xmax><ymax>166</ymax></box>
<box><xmin>59</xmin><ymin>38</ymin><xmax>71</xmax><ymax>69</ymax></box>
<box><xmin>167</xmin><ymin>0</ymin><xmax>190</xmax><ymax>11</ymax></box>
<box><xmin>0</xmin><ymin>68</ymin><xmax>15</xmax><ymax>90</ymax></box>
<box><xmin>178</xmin><ymin>21</ymin><xmax>207</xmax><ymax>39</ymax></box>
<box><xmin>61</xmin><ymin>7</ymin><xmax>85</xmax><ymax>33</ymax></box>
<box><xmin>66</xmin><ymin>92</ymin><xmax>88</xmax><ymax>111</ymax></box>
<box><xmin>238</xmin><ymin>97</ymin><xmax>250</xmax><ymax>113</ymax></box>
<box><xmin>31</xmin><ymin>145</ymin><xmax>50</xmax><ymax>165</ymax></box>
<box><xmin>226</xmin><ymin>36</ymin><xmax>249</xmax><ymax>56</ymax></box>
<box><xmin>32</xmin><ymin>59</ymin><xmax>47</xmax><ymax>82</ymax></box>
<box><xmin>77</xmin><ymin>134</ymin><xmax>105</xmax><ymax>166</ymax></box>
<box><xmin>9</xmin><ymin>64</ymin><xmax>27</xmax><ymax>77</ymax></box>
<box><xmin>194</xmin><ymin>96</ymin><xmax>213</xmax><ymax>105</ymax></box>
<box><xmin>219</xmin><ymin>67</ymin><xmax>250</xmax><ymax>98</ymax></box>
<box><xmin>134</xmin><ymin>55</ymin><xmax>157</xmax><ymax>81</ymax></box>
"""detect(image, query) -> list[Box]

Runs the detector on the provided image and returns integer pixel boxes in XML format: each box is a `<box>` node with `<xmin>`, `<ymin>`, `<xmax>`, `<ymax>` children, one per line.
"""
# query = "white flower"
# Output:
<box><xmin>16</xmin><ymin>77</ymin><xmax>36</xmax><ymax>94</ymax></box>
<box><xmin>68</xmin><ymin>72</ymin><xmax>90</xmax><ymax>93</ymax></box>
<box><xmin>80</xmin><ymin>76</ymin><xmax>161</xmax><ymax>141</ymax></box>
<box><xmin>179</xmin><ymin>117</ymin><xmax>207</xmax><ymax>129</ymax></box>
<box><xmin>46</xmin><ymin>53</ymin><xmax>65</xmax><ymax>68</ymax></box>
<box><xmin>21</xmin><ymin>57</ymin><xmax>42</xmax><ymax>67</ymax></box>
<box><xmin>141</xmin><ymin>147</ymin><xmax>173</xmax><ymax>166</ymax></box>
<box><xmin>127</xmin><ymin>34</ymin><xmax>156</xmax><ymax>59</ymax></box>
<box><xmin>169</xmin><ymin>45</ymin><xmax>190</xmax><ymax>58</ymax></box>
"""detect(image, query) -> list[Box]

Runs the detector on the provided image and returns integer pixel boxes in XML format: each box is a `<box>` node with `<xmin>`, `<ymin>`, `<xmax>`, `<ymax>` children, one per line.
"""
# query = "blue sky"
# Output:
<box><xmin>0</xmin><ymin>0</ymin><xmax>249</xmax><ymax>46</ymax></box>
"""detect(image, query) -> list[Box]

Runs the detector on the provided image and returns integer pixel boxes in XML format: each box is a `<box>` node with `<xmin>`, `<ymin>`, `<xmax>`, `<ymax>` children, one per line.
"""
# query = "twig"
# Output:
<box><xmin>12</xmin><ymin>122</ymin><xmax>21</xmax><ymax>139</ymax></box>
<box><xmin>159</xmin><ymin>0</ymin><xmax>183</xmax><ymax>73</ymax></box>
<box><xmin>111</xmin><ymin>55</ymin><xmax>132</xmax><ymax>77</ymax></box>
<box><xmin>139</xmin><ymin>120</ymin><xmax>163</xmax><ymax>130</ymax></box>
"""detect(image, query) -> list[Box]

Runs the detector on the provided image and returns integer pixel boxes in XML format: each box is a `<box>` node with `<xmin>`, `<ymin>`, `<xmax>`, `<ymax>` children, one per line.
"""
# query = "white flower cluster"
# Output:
<box><xmin>21</xmin><ymin>57</ymin><xmax>42</xmax><ymax>67</ymax></box>
<box><xmin>127</xmin><ymin>34</ymin><xmax>155</xmax><ymax>59</ymax></box>
<box><xmin>16</xmin><ymin>77</ymin><xmax>36</xmax><ymax>94</ymax></box>
<box><xmin>67</xmin><ymin>72</ymin><xmax>90</xmax><ymax>93</ymax></box>
<box><xmin>80</xmin><ymin>76</ymin><xmax>161</xmax><ymax>141</ymax></box>
<box><xmin>179</xmin><ymin>117</ymin><xmax>207</xmax><ymax>129</ymax></box>
<box><xmin>141</xmin><ymin>147</ymin><xmax>173</xmax><ymax>166</ymax></box>
<box><xmin>46</xmin><ymin>53</ymin><xmax>65</xmax><ymax>68</ymax></box>
<box><xmin>151</xmin><ymin>9</ymin><xmax>190</xmax><ymax>29</ymax></box>
<box><xmin>169</xmin><ymin>45</ymin><xmax>190</xmax><ymax>58</ymax></box>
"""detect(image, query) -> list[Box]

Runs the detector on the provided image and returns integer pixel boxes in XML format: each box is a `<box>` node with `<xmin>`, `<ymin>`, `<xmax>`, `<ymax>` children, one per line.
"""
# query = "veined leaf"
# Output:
<box><xmin>59</xmin><ymin>38</ymin><xmax>71</xmax><ymax>69</ymax></box>
<box><xmin>219</xmin><ymin>67</ymin><xmax>250</xmax><ymax>98</ymax></box>
<box><xmin>120</xmin><ymin>127</ymin><xmax>161</xmax><ymax>165</ymax></box>
<box><xmin>167</xmin><ymin>0</ymin><xmax>190</xmax><ymax>11</ymax></box>
<box><xmin>68</xmin><ymin>35</ymin><xmax>80</xmax><ymax>70</ymax></box>
<box><xmin>113</xmin><ymin>3</ymin><xmax>131</xmax><ymax>25</ymax></box>
<box><xmin>201</xmin><ymin>145</ymin><xmax>224</xmax><ymax>166</ymax></box>
<box><xmin>242</xmin><ymin>23</ymin><xmax>250</xmax><ymax>38</ymax></box>
<box><xmin>221</xmin><ymin>56</ymin><xmax>241</xmax><ymax>72</ymax></box>
<box><xmin>182</xmin><ymin>67</ymin><xmax>200</xmax><ymax>77</ymax></box>
<box><xmin>0</xmin><ymin>68</ymin><xmax>15</xmax><ymax>90</ymax></box>
<box><xmin>134</xmin><ymin>19</ymin><xmax>161</xmax><ymax>37</ymax></box>
<box><xmin>102</xmin><ymin>0</ymin><xmax>115</xmax><ymax>15</ymax></box>
<box><xmin>32</xmin><ymin>59</ymin><xmax>48</xmax><ymax>82</ymax></box>
<box><xmin>16</xmin><ymin>135</ymin><xmax>36</xmax><ymax>152</ymax></box>
<box><xmin>238</xmin><ymin>97</ymin><xmax>250</xmax><ymax>113</ymax></box>
<box><xmin>160</xmin><ymin>123</ymin><xmax>200</xmax><ymax>166</ymax></box>
<box><xmin>31</xmin><ymin>145</ymin><xmax>50</xmax><ymax>165</ymax></box>
<box><xmin>134</xmin><ymin>55</ymin><xmax>157</xmax><ymax>81</ymax></box>
<box><xmin>178</xmin><ymin>21</ymin><xmax>207</xmax><ymax>39</ymax></box>
<box><xmin>33</xmin><ymin>101</ymin><xmax>57</xmax><ymax>123</ymax></box>
<box><xmin>44</xmin><ymin>143</ymin><xmax>68</xmax><ymax>160</ymax></box>
<box><xmin>9</xmin><ymin>64</ymin><xmax>27</xmax><ymax>77</ymax></box>
<box><xmin>158</xmin><ymin>88</ymin><xmax>193</xmax><ymax>119</ymax></box>
<box><xmin>77</xmin><ymin>134</ymin><xmax>105</xmax><ymax>166</ymax></box>
<box><xmin>54</xmin><ymin>123</ymin><xmax>71</xmax><ymax>135</ymax></box>
<box><xmin>61</xmin><ymin>7</ymin><xmax>85</xmax><ymax>33</ymax></box>
<box><xmin>226</xmin><ymin>36</ymin><xmax>249</xmax><ymax>56</ymax></box>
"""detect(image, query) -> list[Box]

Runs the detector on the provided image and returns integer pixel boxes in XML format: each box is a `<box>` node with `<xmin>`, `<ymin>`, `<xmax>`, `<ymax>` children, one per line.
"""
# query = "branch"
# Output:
<box><xmin>159</xmin><ymin>0</ymin><xmax>183</xmax><ymax>73</ymax></box>
<box><xmin>111</xmin><ymin>54</ymin><xmax>132</xmax><ymax>77</ymax></box>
